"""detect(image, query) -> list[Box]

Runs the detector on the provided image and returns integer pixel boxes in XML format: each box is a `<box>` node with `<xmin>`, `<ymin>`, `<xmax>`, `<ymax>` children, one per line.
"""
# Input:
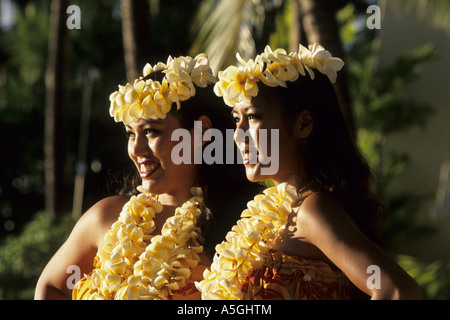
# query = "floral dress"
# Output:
<box><xmin>241</xmin><ymin>251</ymin><xmax>353</xmax><ymax>300</ymax></box>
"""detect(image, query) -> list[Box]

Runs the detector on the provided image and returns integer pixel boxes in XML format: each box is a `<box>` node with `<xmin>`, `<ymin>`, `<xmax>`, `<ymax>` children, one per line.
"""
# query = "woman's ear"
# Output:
<box><xmin>294</xmin><ymin>110</ymin><xmax>314</xmax><ymax>139</ymax></box>
<box><xmin>197</xmin><ymin>115</ymin><xmax>213</xmax><ymax>146</ymax></box>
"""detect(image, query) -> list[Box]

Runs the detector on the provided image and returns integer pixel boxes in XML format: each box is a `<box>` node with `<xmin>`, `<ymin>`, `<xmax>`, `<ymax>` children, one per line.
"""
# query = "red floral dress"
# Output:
<box><xmin>241</xmin><ymin>251</ymin><xmax>352</xmax><ymax>300</ymax></box>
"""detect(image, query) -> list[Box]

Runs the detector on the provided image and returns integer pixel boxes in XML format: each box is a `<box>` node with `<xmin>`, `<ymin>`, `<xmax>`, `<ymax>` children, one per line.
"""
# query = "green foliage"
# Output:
<box><xmin>0</xmin><ymin>0</ymin><xmax>127</xmax><ymax>238</ymax></box>
<box><xmin>398</xmin><ymin>254</ymin><xmax>450</xmax><ymax>299</ymax></box>
<box><xmin>2</xmin><ymin>1</ymin><xmax>49</xmax><ymax>90</ymax></box>
<box><xmin>351</xmin><ymin>43</ymin><xmax>436</xmax><ymax>131</ymax></box>
<box><xmin>384</xmin><ymin>193</ymin><xmax>436</xmax><ymax>246</ymax></box>
<box><xmin>0</xmin><ymin>212</ymin><xmax>75</xmax><ymax>299</ymax></box>
<box><xmin>358</xmin><ymin>44</ymin><xmax>437</xmax><ymax>135</ymax></box>
<box><xmin>352</xmin><ymin>44</ymin><xmax>437</xmax><ymax>248</ymax></box>
<box><xmin>0</xmin><ymin>1</ymin><xmax>51</xmax><ymax>235</ymax></box>
<box><xmin>337</xmin><ymin>2</ymin><xmax>358</xmax><ymax>45</ymax></box>
<box><xmin>268</xmin><ymin>0</ymin><xmax>291</xmax><ymax>50</ymax></box>
<box><xmin>346</xmin><ymin>19</ymin><xmax>439</xmax><ymax>245</ymax></box>
<box><xmin>339</xmin><ymin>4</ymin><xmax>449</xmax><ymax>299</ymax></box>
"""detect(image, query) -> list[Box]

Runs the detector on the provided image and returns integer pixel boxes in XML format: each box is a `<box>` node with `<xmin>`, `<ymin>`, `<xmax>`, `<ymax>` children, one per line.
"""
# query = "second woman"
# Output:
<box><xmin>197</xmin><ymin>44</ymin><xmax>422</xmax><ymax>300</ymax></box>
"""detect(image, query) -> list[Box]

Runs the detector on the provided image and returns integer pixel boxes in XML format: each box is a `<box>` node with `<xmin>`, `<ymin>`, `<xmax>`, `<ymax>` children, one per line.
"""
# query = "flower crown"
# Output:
<box><xmin>214</xmin><ymin>43</ymin><xmax>345</xmax><ymax>107</ymax></box>
<box><xmin>109</xmin><ymin>54</ymin><xmax>216</xmax><ymax>124</ymax></box>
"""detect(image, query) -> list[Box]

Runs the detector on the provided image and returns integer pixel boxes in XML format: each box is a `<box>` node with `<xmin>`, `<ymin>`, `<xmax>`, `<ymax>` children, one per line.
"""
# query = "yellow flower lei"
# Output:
<box><xmin>213</xmin><ymin>43</ymin><xmax>345</xmax><ymax>107</ymax></box>
<box><xmin>196</xmin><ymin>182</ymin><xmax>299</xmax><ymax>300</ymax></box>
<box><xmin>109</xmin><ymin>54</ymin><xmax>216</xmax><ymax>124</ymax></box>
<box><xmin>78</xmin><ymin>186</ymin><xmax>206</xmax><ymax>300</ymax></box>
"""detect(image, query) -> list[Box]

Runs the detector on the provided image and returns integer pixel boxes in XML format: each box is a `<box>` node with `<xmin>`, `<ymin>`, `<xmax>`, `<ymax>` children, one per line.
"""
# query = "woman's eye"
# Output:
<box><xmin>232</xmin><ymin>116</ymin><xmax>240</xmax><ymax>124</ymax></box>
<box><xmin>145</xmin><ymin>129</ymin><xmax>158</xmax><ymax>135</ymax></box>
<box><xmin>248</xmin><ymin>113</ymin><xmax>259</xmax><ymax>120</ymax></box>
<box><xmin>125</xmin><ymin>131</ymin><xmax>135</xmax><ymax>139</ymax></box>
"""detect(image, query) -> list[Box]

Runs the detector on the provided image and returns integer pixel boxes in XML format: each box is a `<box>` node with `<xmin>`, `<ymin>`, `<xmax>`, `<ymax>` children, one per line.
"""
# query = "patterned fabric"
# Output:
<box><xmin>72</xmin><ymin>264</ymin><xmax>207</xmax><ymax>300</ymax></box>
<box><xmin>241</xmin><ymin>251</ymin><xmax>352</xmax><ymax>300</ymax></box>
<box><xmin>169</xmin><ymin>264</ymin><xmax>206</xmax><ymax>300</ymax></box>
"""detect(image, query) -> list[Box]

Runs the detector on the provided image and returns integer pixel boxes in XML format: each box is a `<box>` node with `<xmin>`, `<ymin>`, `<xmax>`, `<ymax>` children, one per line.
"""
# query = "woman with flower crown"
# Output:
<box><xmin>34</xmin><ymin>54</ymin><xmax>255</xmax><ymax>300</ymax></box>
<box><xmin>196</xmin><ymin>44</ymin><xmax>422</xmax><ymax>300</ymax></box>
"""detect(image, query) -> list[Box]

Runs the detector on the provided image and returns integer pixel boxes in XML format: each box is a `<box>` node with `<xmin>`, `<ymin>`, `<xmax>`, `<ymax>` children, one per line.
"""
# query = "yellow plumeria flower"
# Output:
<box><xmin>309</xmin><ymin>43</ymin><xmax>345</xmax><ymax>83</ymax></box>
<box><xmin>214</xmin><ymin>53</ymin><xmax>263</xmax><ymax>107</ymax></box>
<box><xmin>143</xmin><ymin>61</ymin><xmax>167</xmax><ymax>77</ymax></box>
<box><xmin>261</xmin><ymin>46</ymin><xmax>299</xmax><ymax>87</ymax></box>
<box><xmin>213</xmin><ymin>43</ymin><xmax>344</xmax><ymax>108</ymax></box>
<box><xmin>109</xmin><ymin>54</ymin><xmax>216</xmax><ymax>124</ymax></box>
<box><xmin>77</xmin><ymin>187</ymin><xmax>206</xmax><ymax>300</ymax></box>
<box><xmin>196</xmin><ymin>183</ymin><xmax>300</xmax><ymax>300</ymax></box>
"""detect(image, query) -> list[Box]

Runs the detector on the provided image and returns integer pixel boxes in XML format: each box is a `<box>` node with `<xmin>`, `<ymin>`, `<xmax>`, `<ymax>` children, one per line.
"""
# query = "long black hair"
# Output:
<box><xmin>255</xmin><ymin>73</ymin><xmax>385</xmax><ymax>247</ymax></box>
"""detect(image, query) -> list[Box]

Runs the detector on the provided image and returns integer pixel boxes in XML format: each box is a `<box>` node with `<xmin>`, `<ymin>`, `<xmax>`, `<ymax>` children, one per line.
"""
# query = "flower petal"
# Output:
<box><xmin>225</xmin><ymin>81</ymin><xmax>243</xmax><ymax>100</ymax></box>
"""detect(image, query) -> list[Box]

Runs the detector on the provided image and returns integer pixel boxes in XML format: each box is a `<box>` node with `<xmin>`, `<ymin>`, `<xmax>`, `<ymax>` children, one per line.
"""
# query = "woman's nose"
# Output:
<box><xmin>234</xmin><ymin>118</ymin><xmax>249</xmax><ymax>142</ymax></box>
<box><xmin>130</xmin><ymin>134</ymin><xmax>150</xmax><ymax>157</ymax></box>
<box><xmin>238</xmin><ymin>117</ymin><xmax>248</xmax><ymax>130</ymax></box>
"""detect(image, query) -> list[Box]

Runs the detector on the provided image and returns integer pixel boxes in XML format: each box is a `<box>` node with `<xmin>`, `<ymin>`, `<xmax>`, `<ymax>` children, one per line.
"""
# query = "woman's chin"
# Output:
<box><xmin>244</xmin><ymin>164</ymin><xmax>264</xmax><ymax>182</ymax></box>
<box><xmin>244</xmin><ymin>164</ymin><xmax>284</xmax><ymax>184</ymax></box>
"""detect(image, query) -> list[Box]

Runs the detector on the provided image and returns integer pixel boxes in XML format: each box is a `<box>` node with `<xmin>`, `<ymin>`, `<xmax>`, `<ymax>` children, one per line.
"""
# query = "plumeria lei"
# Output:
<box><xmin>213</xmin><ymin>43</ymin><xmax>345</xmax><ymax>107</ymax></box>
<box><xmin>77</xmin><ymin>186</ymin><xmax>206</xmax><ymax>300</ymax></box>
<box><xmin>196</xmin><ymin>182</ymin><xmax>299</xmax><ymax>300</ymax></box>
<box><xmin>109</xmin><ymin>54</ymin><xmax>216</xmax><ymax>124</ymax></box>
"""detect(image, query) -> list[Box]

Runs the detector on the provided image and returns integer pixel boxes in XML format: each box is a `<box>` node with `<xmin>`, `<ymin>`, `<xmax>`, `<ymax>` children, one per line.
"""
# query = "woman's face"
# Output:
<box><xmin>231</xmin><ymin>99</ymin><xmax>300</xmax><ymax>185</ymax></box>
<box><xmin>126</xmin><ymin>115</ymin><xmax>198</xmax><ymax>197</ymax></box>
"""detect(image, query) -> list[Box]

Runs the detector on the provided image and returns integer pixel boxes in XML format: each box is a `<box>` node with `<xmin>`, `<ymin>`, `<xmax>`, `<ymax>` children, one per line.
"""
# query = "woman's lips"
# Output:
<box><xmin>240</xmin><ymin>148</ymin><xmax>258</xmax><ymax>165</ymax></box>
<box><xmin>138</xmin><ymin>162</ymin><xmax>160</xmax><ymax>178</ymax></box>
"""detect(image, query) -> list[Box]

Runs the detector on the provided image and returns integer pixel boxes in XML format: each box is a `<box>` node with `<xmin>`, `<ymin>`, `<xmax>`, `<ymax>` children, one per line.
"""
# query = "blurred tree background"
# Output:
<box><xmin>0</xmin><ymin>0</ymin><xmax>449</xmax><ymax>299</ymax></box>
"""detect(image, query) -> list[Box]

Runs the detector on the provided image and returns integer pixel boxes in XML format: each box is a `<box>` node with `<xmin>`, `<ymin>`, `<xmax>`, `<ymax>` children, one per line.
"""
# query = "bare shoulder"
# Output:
<box><xmin>34</xmin><ymin>195</ymin><xmax>131</xmax><ymax>299</ymax></box>
<box><xmin>295</xmin><ymin>192</ymin><xmax>361</xmax><ymax>244</ymax></box>
<box><xmin>76</xmin><ymin>196</ymin><xmax>130</xmax><ymax>246</ymax></box>
<box><xmin>295</xmin><ymin>192</ymin><xmax>422</xmax><ymax>299</ymax></box>
<box><xmin>85</xmin><ymin>196</ymin><xmax>130</xmax><ymax>225</ymax></box>
<box><xmin>297</xmin><ymin>192</ymin><xmax>349</xmax><ymax>225</ymax></box>
<box><xmin>80</xmin><ymin>196</ymin><xmax>130</xmax><ymax>229</ymax></box>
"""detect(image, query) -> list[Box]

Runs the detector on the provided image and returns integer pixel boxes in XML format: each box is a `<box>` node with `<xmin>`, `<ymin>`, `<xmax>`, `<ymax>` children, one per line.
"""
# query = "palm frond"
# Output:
<box><xmin>391</xmin><ymin>0</ymin><xmax>450</xmax><ymax>33</ymax></box>
<box><xmin>189</xmin><ymin>0</ymin><xmax>257</xmax><ymax>73</ymax></box>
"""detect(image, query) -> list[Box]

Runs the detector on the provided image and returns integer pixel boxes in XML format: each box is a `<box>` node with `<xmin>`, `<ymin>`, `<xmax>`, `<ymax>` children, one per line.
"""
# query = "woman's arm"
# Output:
<box><xmin>297</xmin><ymin>192</ymin><xmax>422</xmax><ymax>300</ymax></box>
<box><xmin>34</xmin><ymin>196</ymin><xmax>128</xmax><ymax>300</ymax></box>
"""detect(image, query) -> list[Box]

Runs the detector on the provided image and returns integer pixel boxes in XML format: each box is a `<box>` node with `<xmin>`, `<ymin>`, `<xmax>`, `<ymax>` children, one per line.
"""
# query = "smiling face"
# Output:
<box><xmin>231</xmin><ymin>99</ymin><xmax>304</xmax><ymax>185</ymax></box>
<box><xmin>125</xmin><ymin>115</ymin><xmax>199</xmax><ymax>198</ymax></box>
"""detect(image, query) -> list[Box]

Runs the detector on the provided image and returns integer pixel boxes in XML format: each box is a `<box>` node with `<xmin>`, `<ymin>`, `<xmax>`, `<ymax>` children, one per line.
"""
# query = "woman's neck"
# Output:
<box><xmin>157</xmin><ymin>188</ymin><xmax>192</xmax><ymax>208</ymax></box>
<box><xmin>272</xmin><ymin>170</ymin><xmax>311</xmax><ymax>191</ymax></box>
<box><xmin>271</xmin><ymin>157</ymin><xmax>311</xmax><ymax>190</ymax></box>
